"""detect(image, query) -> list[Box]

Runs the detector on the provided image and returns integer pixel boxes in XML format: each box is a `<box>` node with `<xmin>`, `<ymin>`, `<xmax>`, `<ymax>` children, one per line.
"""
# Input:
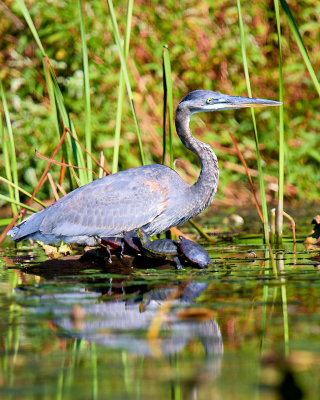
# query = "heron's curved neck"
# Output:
<box><xmin>175</xmin><ymin>105</ymin><xmax>219</xmax><ymax>212</ymax></box>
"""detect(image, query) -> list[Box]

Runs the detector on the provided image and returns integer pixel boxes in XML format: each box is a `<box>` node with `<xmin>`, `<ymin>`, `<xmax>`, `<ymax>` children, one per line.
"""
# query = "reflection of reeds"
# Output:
<box><xmin>278</xmin><ymin>255</ymin><xmax>289</xmax><ymax>357</ymax></box>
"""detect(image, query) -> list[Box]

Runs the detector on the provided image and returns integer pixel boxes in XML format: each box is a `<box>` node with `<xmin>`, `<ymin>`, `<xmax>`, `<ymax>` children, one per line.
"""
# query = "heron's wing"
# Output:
<box><xmin>40</xmin><ymin>167</ymin><xmax>170</xmax><ymax>237</ymax></box>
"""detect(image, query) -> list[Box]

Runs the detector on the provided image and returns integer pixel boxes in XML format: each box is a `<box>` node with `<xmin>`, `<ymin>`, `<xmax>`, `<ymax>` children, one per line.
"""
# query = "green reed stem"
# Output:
<box><xmin>43</xmin><ymin>61</ymin><xmax>73</xmax><ymax>189</ymax></box>
<box><xmin>17</xmin><ymin>0</ymin><xmax>88</xmax><ymax>186</ymax></box>
<box><xmin>49</xmin><ymin>70</ymin><xmax>88</xmax><ymax>185</ymax></box>
<box><xmin>79</xmin><ymin>0</ymin><xmax>93</xmax><ymax>182</ymax></box>
<box><xmin>268</xmin><ymin>244</ymin><xmax>278</xmax><ymax>279</ymax></box>
<box><xmin>0</xmin><ymin>194</ymin><xmax>38</xmax><ymax>213</ymax></box>
<box><xmin>237</xmin><ymin>0</ymin><xmax>269</xmax><ymax>244</ymax></box>
<box><xmin>162</xmin><ymin>45</ymin><xmax>174</xmax><ymax>169</ymax></box>
<box><xmin>1</xmin><ymin>116</ymin><xmax>17</xmax><ymax>215</ymax></box>
<box><xmin>188</xmin><ymin>219</ymin><xmax>216</xmax><ymax>243</ymax></box>
<box><xmin>0</xmin><ymin>176</ymin><xmax>46</xmax><ymax>208</ymax></box>
<box><xmin>162</xmin><ymin>49</ymin><xmax>168</xmax><ymax>165</ymax></box>
<box><xmin>112</xmin><ymin>0</ymin><xmax>134</xmax><ymax>173</ymax></box>
<box><xmin>113</xmin><ymin>74</ymin><xmax>125</xmax><ymax>174</ymax></box>
<box><xmin>107</xmin><ymin>0</ymin><xmax>145</xmax><ymax>165</ymax></box>
<box><xmin>0</xmin><ymin>80</ymin><xmax>19</xmax><ymax>215</ymax></box>
<box><xmin>274</xmin><ymin>0</ymin><xmax>285</xmax><ymax>243</ymax></box>
<box><xmin>280</xmin><ymin>0</ymin><xmax>320</xmax><ymax>97</ymax></box>
<box><xmin>16</xmin><ymin>0</ymin><xmax>45</xmax><ymax>56</ymax></box>
<box><xmin>0</xmin><ymin>218</ymin><xmax>12</xmax><ymax>226</ymax></box>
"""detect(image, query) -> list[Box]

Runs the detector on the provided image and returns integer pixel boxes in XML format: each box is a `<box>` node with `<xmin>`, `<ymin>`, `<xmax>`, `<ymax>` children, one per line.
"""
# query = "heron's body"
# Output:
<box><xmin>9</xmin><ymin>163</ymin><xmax>217</xmax><ymax>246</ymax></box>
<box><xmin>8</xmin><ymin>90</ymin><xmax>279</xmax><ymax>246</ymax></box>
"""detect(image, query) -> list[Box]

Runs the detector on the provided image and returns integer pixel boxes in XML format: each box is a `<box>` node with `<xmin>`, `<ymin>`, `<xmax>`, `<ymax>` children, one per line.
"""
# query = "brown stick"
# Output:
<box><xmin>0</xmin><ymin>127</ymin><xmax>67</xmax><ymax>243</ymax></box>
<box><xmin>57</xmin><ymin>183</ymin><xmax>67</xmax><ymax>197</ymax></box>
<box><xmin>65</xmin><ymin>128</ymin><xmax>110</xmax><ymax>175</ymax></box>
<box><xmin>228</xmin><ymin>131</ymin><xmax>264</xmax><ymax>223</ymax></box>
<box><xmin>283</xmin><ymin>211</ymin><xmax>296</xmax><ymax>244</ymax></box>
<box><xmin>35</xmin><ymin>151</ymin><xmax>97</xmax><ymax>175</ymax></box>
<box><xmin>47</xmin><ymin>173</ymin><xmax>59</xmax><ymax>201</ymax></box>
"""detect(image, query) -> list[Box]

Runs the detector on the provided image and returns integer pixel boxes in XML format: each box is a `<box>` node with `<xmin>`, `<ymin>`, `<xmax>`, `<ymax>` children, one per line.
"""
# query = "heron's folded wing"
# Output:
<box><xmin>40</xmin><ymin>171</ymin><xmax>170</xmax><ymax>237</ymax></box>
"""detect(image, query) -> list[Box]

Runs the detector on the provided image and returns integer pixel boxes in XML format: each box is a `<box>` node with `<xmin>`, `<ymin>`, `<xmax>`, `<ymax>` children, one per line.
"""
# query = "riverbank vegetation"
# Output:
<box><xmin>0</xmin><ymin>0</ymin><xmax>319</xmax><ymax>241</ymax></box>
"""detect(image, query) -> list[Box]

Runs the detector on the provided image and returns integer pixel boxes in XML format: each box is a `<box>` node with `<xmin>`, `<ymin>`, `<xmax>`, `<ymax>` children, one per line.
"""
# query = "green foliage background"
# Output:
<box><xmin>0</xmin><ymin>0</ymin><xmax>320</xmax><ymax>205</ymax></box>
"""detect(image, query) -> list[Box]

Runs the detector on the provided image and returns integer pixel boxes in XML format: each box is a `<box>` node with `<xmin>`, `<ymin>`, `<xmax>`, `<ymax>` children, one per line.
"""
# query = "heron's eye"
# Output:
<box><xmin>206</xmin><ymin>98</ymin><xmax>213</xmax><ymax>104</ymax></box>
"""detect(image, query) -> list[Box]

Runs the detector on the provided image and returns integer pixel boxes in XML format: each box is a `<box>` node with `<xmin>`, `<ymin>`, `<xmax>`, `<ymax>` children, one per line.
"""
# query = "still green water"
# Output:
<box><xmin>0</xmin><ymin>226</ymin><xmax>320</xmax><ymax>399</ymax></box>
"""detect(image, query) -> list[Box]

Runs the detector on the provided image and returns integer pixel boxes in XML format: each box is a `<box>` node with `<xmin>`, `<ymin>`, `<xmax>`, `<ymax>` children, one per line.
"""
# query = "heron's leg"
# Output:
<box><xmin>106</xmin><ymin>245</ymin><xmax>112</xmax><ymax>263</ymax></box>
<box><xmin>173</xmin><ymin>256</ymin><xmax>184</xmax><ymax>270</ymax></box>
<box><xmin>119</xmin><ymin>240</ymin><xmax>125</xmax><ymax>258</ymax></box>
<box><xmin>99</xmin><ymin>240</ymin><xmax>112</xmax><ymax>263</ymax></box>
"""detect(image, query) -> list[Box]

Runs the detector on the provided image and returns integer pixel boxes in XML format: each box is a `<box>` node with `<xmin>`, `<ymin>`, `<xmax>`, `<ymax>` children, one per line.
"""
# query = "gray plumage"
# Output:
<box><xmin>8</xmin><ymin>90</ymin><xmax>280</xmax><ymax>245</ymax></box>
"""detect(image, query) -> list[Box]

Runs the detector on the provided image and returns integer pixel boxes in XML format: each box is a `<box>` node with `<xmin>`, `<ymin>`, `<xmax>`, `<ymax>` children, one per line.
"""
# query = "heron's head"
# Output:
<box><xmin>178</xmin><ymin>90</ymin><xmax>281</xmax><ymax>114</ymax></box>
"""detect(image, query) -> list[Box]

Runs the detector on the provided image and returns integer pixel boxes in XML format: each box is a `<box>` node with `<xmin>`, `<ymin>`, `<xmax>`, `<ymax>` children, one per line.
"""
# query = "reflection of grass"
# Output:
<box><xmin>1</xmin><ymin>240</ymin><xmax>320</xmax><ymax>397</ymax></box>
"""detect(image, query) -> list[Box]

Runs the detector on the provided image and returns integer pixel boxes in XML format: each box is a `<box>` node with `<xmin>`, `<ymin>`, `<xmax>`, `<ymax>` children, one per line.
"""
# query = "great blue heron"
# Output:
<box><xmin>8</xmin><ymin>90</ymin><xmax>280</xmax><ymax>246</ymax></box>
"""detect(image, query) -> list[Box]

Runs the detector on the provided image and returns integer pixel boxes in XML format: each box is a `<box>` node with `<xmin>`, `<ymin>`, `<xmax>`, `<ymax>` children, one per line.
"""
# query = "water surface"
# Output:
<box><xmin>0</xmin><ymin>225</ymin><xmax>320</xmax><ymax>399</ymax></box>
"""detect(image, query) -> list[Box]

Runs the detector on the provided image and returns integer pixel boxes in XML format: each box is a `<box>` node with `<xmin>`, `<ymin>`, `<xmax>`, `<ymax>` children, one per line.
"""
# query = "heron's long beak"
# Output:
<box><xmin>224</xmin><ymin>95</ymin><xmax>281</xmax><ymax>109</ymax></box>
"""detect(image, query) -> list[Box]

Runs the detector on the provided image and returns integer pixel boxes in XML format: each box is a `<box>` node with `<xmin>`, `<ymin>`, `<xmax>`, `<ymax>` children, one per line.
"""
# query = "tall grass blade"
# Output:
<box><xmin>0</xmin><ymin>194</ymin><xmax>38</xmax><ymax>213</ymax></box>
<box><xmin>162</xmin><ymin>48</ymin><xmax>168</xmax><ymax>165</ymax></box>
<box><xmin>280</xmin><ymin>0</ymin><xmax>320</xmax><ymax>97</ymax></box>
<box><xmin>0</xmin><ymin>79</ymin><xmax>20</xmax><ymax>214</ymax></box>
<box><xmin>0</xmin><ymin>218</ymin><xmax>12</xmax><ymax>227</ymax></box>
<box><xmin>17</xmin><ymin>0</ymin><xmax>88</xmax><ymax>186</ymax></box>
<box><xmin>43</xmin><ymin>61</ymin><xmax>74</xmax><ymax>190</ymax></box>
<box><xmin>162</xmin><ymin>45</ymin><xmax>174</xmax><ymax>169</ymax></box>
<box><xmin>236</xmin><ymin>0</ymin><xmax>269</xmax><ymax>244</ymax></box>
<box><xmin>16</xmin><ymin>0</ymin><xmax>46</xmax><ymax>56</ymax></box>
<box><xmin>0</xmin><ymin>137</ymin><xmax>70</xmax><ymax>243</ymax></box>
<box><xmin>188</xmin><ymin>219</ymin><xmax>215</xmax><ymax>243</ymax></box>
<box><xmin>112</xmin><ymin>0</ymin><xmax>134</xmax><ymax>173</ymax></box>
<box><xmin>113</xmin><ymin>75</ymin><xmax>125</xmax><ymax>173</ymax></box>
<box><xmin>274</xmin><ymin>0</ymin><xmax>285</xmax><ymax>243</ymax></box>
<box><xmin>106</xmin><ymin>0</ymin><xmax>145</xmax><ymax>165</ymax></box>
<box><xmin>1</xmin><ymin>117</ymin><xmax>17</xmax><ymax>215</ymax></box>
<box><xmin>79</xmin><ymin>0</ymin><xmax>93</xmax><ymax>182</ymax></box>
<box><xmin>0</xmin><ymin>176</ymin><xmax>46</xmax><ymax>208</ymax></box>
<box><xmin>48</xmin><ymin>69</ymin><xmax>88</xmax><ymax>185</ymax></box>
